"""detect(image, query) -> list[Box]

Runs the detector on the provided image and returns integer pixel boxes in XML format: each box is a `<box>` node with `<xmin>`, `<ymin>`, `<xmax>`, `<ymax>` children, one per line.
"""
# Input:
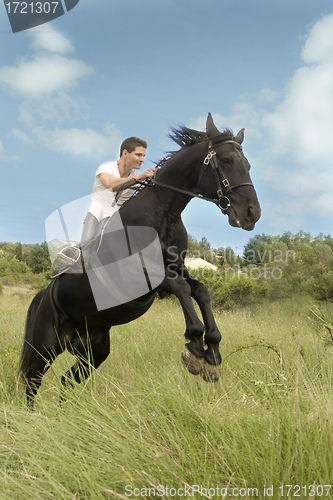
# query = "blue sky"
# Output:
<box><xmin>0</xmin><ymin>0</ymin><xmax>333</xmax><ymax>255</ymax></box>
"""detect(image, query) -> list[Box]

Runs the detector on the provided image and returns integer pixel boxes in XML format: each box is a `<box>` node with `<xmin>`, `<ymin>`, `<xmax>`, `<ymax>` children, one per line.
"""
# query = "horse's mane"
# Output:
<box><xmin>168</xmin><ymin>125</ymin><xmax>234</xmax><ymax>149</ymax></box>
<box><xmin>154</xmin><ymin>125</ymin><xmax>234</xmax><ymax>167</ymax></box>
<box><xmin>168</xmin><ymin>126</ymin><xmax>207</xmax><ymax>148</ymax></box>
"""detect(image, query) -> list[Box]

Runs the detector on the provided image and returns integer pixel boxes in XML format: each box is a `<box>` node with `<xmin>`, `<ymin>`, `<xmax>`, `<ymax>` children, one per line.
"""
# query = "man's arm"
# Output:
<box><xmin>99</xmin><ymin>168</ymin><xmax>155</xmax><ymax>191</ymax></box>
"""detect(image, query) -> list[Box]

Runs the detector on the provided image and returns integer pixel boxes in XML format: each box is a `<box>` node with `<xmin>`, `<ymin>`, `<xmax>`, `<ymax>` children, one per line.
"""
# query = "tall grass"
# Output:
<box><xmin>1</xmin><ymin>286</ymin><xmax>333</xmax><ymax>499</ymax></box>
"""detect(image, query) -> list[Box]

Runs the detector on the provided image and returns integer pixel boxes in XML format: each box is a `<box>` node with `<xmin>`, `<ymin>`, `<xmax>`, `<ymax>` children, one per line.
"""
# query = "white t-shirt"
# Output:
<box><xmin>88</xmin><ymin>161</ymin><xmax>135</xmax><ymax>221</ymax></box>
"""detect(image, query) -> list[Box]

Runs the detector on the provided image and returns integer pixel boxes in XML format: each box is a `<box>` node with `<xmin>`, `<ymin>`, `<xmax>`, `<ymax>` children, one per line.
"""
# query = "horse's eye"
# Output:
<box><xmin>221</xmin><ymin>157</ymin><xmax>230</xmax><ymax>164</ymax></box>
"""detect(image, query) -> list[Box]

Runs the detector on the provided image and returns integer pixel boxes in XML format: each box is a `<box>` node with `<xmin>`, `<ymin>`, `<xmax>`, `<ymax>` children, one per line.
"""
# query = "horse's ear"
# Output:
<box><xmin>234</xmin><ymin>128</ymin><xmax>245</xmax><ymax>144</ymax></box>
<box><xmin>206</xmin><ymin>113</ymin><xmax>220</xmax><ymax>139</ymax></box>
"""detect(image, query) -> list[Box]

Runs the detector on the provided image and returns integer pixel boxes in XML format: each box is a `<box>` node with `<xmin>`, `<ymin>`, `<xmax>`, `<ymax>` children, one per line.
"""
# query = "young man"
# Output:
<box><xmin>81</xmin><ymin>136</ymin><xmax>155</xmax><ymax>245</ymax></box>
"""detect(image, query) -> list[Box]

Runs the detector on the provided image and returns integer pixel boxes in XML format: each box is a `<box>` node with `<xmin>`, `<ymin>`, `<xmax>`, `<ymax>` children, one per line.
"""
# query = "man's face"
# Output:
<box><xmin>124</xmin><ymin>146</ymin><xmax>146</xmax><ymax>169</ymax></box>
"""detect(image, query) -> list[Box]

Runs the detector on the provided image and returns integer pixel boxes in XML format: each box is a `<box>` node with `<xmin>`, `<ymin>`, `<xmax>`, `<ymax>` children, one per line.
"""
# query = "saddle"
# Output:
<box><xmin>51</xmin><ymin>180</ymin><xmax>151</xmax><ymax>279</ymax></box>
<box><xmin>51</xmin><ymin>217</ymin><xmax>111</xmax><ymax>278</ymax></box>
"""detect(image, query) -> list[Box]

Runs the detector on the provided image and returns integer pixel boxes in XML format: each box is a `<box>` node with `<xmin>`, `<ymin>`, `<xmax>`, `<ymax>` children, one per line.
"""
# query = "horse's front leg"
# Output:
<box><xmin>182</xmin><ymin>266</ymin><xmax>222</xmax><ymax>381</ymax></box>
<box><xmin>161</xmin><ymin>272</ymin><xmax>207</xmax><ymax>377</ymax></box>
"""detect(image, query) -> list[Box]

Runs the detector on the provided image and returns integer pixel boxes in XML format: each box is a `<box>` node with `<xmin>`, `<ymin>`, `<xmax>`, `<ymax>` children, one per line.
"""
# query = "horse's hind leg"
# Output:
<box><xmin>20</xmin><ymin>289</ymin><xmax>65</xmax><ymax>408</ymax></box>
<box><xmin>61</xmin><ymin>327</ymin><xmax>110</xmax><ymax>391</ymax></box>
<box><xmin>25</xmin><ymin>347</ymin><xmax>59</xmax><ymax>408</ymax></box>
<box><xmin>23</xmin><ymin>326</ymin><xmax>64</xmax><ymax>409</ymax></box>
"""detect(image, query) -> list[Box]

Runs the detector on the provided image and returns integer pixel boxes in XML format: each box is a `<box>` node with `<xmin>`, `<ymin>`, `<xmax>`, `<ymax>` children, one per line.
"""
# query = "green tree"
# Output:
<box><xmin>214</xmin><ymin>245</ymin><xmax>241</xmax><ymax>267</ymax></box>
<box><xmin>321</xmin><ymin>234</ymin><xmax>333</xmax><ymax>250</ymax></box>
<box><xmin>15</xmin><ymin>242</ymin><xmax>23</xmax><ymax>261</ymax></box>
<box><xmin>26</xmin><ymin>242</ymin><xmax>52</xmax><ymax>274</ymax></box>
<box><xmin>243</xmin><ymin>234</ymin><xmax>274</xmax><ymax>265</ymax></box>
<box><xmin>0</xmin><ymin>242</ymin><xmax>16</xmax><ymax>258</ymax></box>
<box><xmin>187</xmin><ymin>235</ymin><xmax>214</xmax><ymax>261</ymax></box>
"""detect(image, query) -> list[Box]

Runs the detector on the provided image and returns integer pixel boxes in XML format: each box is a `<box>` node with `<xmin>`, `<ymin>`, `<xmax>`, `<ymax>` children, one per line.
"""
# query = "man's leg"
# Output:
<box><xmin>81</xmin><ymin>212</ymin><xmax>99</xmax><ymax>246</ymax></box>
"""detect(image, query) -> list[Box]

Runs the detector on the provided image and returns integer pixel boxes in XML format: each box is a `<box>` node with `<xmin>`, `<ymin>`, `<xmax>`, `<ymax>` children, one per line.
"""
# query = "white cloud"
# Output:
<box><xmin>263</xmin><ymin>63</ymin><xmax>333</xmax><ymax>164</ymax></box>
<box><xmin>29</xmin><ymin>25</ymin><xmax>74</xmax><ymax>54</ymax></box>
<box><xmin>190</xmin><ymin>102</ymin><xmax>264</xmax><ymax>143</ymax></box>
<box><xmin>0</xmin><ymin>25</ymin><xmax>117</xmax><ymax>163</ymax></box>
<box><xmin>257</xmin><ymin>13</ymin><xmax>333</xmax><ymax>231</ymax></box>
<box><xmin>190</xmin><ymin>14</ymin><xmax>333</xmax><ymax>234</ymax></box>
<box><xmin>0</xmin><ymin>54</ymin><xmax>94</xmax><ymax>98</ymax></box>
<box><xmin>257</xmin><ymin>88</ymin><xmax>279</xmax><ymax>104</ymax></box>
<box><xmin>204</xmin><ymin>14</ymin><xmax>333</xmax><ymax>175</ymax></box>
<box><xmin>19</xmin><ymin>93</ymin><xmax>86</xmax><ymax>125</ymax></box>
<box><xmin>10</xmin><ymin>128</ymin><xmax>32</xmax><ymax>144</ymax></box>
<box><xmin>263</xmin><ymin>14</ymin><xmax>333</xmax><ymax>166</ymax></box>
<box><xmin>33</xmin><ymin>123</ymin><xmax>122</xmax><ymax>158</ymax></box>
<box><xmin>219</xmin><ymin>101</ymin><xmax>264</xmax><ymax>141</ymax></box>
<box><xmin>301</xmin><ymin>14</ymin><xmax>333</xmax><ymax>64</ymax></box>
<box><xmin>0</xmin><ymin>27</ymin><xmax>92</xmax><ymax>100</ymax></box>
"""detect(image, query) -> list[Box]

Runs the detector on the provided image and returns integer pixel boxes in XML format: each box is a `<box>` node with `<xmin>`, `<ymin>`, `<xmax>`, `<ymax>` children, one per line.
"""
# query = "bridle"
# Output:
<box><xmin>150</xmin><ymin>138</ymin><xmax>254</xmax><ymax>214</ymax></box>
<box><xmin>115</xmin><ymin>138</ymin><xmax>254</xmax><ymax>215</ymax></box>
<box><xmin>200</xmin><ymin>139</ymin><xmax>254</xmax><ymax>212</ymax></box>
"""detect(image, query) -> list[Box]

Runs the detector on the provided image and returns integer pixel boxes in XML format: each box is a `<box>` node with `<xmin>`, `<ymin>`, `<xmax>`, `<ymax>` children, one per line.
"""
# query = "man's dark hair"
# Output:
<box><xmin>120</xmin><ymin>137</ymin><xmax>147</xmax><ymax>156</ymax></box>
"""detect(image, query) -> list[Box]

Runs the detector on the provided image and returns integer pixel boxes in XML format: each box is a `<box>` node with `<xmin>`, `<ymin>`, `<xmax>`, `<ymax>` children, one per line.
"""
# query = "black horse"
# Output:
<box><xmin>20</xmin><ymin>113</ymin><xmax>261</xmax><ymax>407</ymax></box>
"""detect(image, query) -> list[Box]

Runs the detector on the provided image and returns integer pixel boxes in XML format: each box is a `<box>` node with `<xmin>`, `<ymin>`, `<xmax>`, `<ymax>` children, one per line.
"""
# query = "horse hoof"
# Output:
<box><xmin>200</xmin><ymin>361</ymin><xmax>221</xmax><ymax>383</ymax></box>
<box><xmin>181</xmin><ymin>346</ymin><xmax>205</xmax><ymax>376</ymax></box>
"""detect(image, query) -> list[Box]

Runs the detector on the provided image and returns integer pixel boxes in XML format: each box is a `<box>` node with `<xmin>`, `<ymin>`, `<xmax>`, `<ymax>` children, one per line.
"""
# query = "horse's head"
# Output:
<box><xmin>201</xmin><ymin>113</ymin><xmax>261</xmax><ymax>231</ymax></box>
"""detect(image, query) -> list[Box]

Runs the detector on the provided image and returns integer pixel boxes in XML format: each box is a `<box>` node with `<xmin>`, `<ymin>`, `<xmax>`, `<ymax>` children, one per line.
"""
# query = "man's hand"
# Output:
<box><xmin>138</xmin><ymin>167</ymin><xmax>155</xmax><ymax>181</ymax></box>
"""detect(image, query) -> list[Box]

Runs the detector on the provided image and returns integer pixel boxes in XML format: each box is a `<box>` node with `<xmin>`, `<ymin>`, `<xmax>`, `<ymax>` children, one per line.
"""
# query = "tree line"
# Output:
<box><xmin>1</xmin><ymin>231</ymin><xmax>332</xmax><ymax>307</ymax></box>
<box><xmin>0</xmin><ymin>241</ymin><xmax>51</xmax><ymax>290</ymax></box>
<box><xmin>187</xmin><ymin>231</ymin><xmax>333</xmax><ymax>308</ymax></box>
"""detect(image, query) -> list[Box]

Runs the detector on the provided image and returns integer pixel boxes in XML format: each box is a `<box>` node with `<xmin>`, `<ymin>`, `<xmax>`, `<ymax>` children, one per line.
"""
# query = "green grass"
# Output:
<box><xmin>1</xmin><ymin>286</ymin><xmax>333</xmax><ymax>499</ymax></box>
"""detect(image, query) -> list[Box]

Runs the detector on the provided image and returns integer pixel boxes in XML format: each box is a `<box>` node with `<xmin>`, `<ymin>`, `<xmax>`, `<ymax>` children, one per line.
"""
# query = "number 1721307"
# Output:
<box><xmin>5</xmin><ymin>2</ymin><xmax>60</xmax><ymax>14</ymax></box>
<box><xmin>279</xmin><ymin>485</ymin><xmax>331</xmax><ymax>497</ymax></box>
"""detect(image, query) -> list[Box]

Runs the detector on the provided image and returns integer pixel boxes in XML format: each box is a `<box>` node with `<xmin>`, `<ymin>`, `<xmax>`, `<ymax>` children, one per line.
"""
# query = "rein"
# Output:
<box><xmin>115</xmin><ymin>139</ymin><xmax>254</xmax><ymax>214</ymax></box>
<box><xmin>150</xmin><ymin>139</ymin><xmax>254</xmax><ymax>213</ymax></box>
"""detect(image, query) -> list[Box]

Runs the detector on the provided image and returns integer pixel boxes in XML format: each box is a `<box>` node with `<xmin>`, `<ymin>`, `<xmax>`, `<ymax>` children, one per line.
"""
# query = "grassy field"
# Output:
<box><xmin>1</xmin><ymin>285</ymin><xmax>333</xmax><ymax>499</ymax></box>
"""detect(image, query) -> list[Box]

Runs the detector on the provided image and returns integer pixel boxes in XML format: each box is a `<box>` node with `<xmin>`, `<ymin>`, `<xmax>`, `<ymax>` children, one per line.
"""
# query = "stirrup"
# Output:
<box><xmin>57</xmin><ymin>246</ymin><xmax>81</xmax><ymax>265</ymax></box>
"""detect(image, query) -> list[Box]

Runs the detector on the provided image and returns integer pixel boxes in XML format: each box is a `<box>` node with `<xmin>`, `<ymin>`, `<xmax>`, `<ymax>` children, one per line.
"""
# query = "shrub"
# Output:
<box><xmin>188</xmin><ymin>267</ymin><xmax>272</xmax><ymax>309</ymax></box>
<box><xmin>0</xmin><ymin>256</ymin><xmax>30</xmax><ymax>276</ymax></box>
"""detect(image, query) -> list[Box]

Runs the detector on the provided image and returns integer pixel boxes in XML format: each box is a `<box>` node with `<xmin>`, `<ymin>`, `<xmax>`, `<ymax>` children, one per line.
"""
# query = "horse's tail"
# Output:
<box><xmin>19</xmin><ymin>289</ymin><xmax>46</xmax><ymax>383</ymax></box>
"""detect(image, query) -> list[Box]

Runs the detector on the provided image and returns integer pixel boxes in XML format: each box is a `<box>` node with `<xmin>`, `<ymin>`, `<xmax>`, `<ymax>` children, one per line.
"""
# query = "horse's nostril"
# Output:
<box><xmin>247</xmin><ymin>206</ymin><xmax>255</xmax><ymax>220</ymax></box>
